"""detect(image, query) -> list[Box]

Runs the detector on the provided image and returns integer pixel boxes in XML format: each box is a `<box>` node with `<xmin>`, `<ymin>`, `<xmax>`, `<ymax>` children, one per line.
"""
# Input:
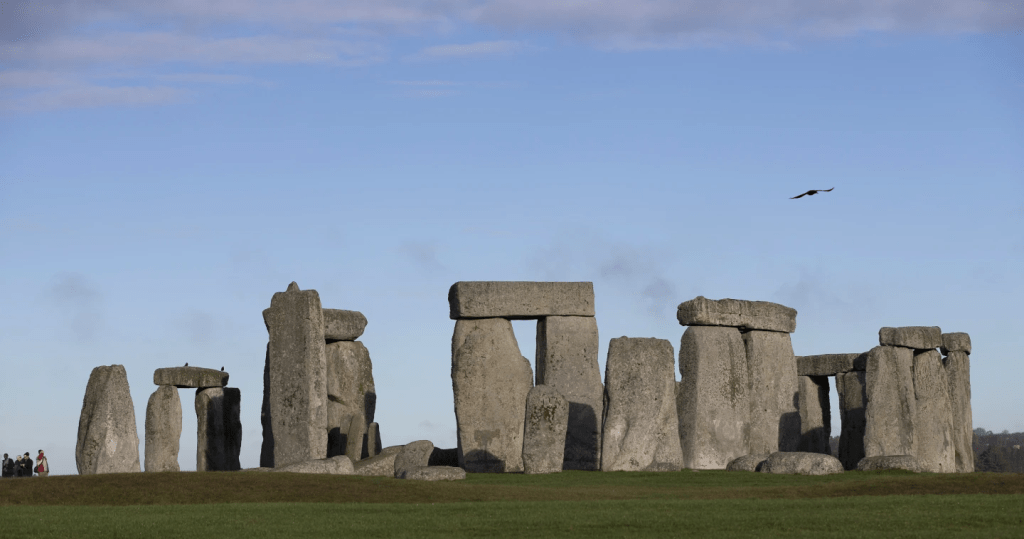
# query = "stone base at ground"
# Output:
<box><xmin>403</xmin><ymin>466</ymin><xmax>467</xmax><ymax>481</ymax></box>
<box><xmin>856</xmin><ymin>455</ymin><xmax>921</xmax><ymax>472</ymax></box>
<box><xmin>759</xmin><ymin>452</ymin><xmax>844</xmax><ymax>475</ymax></box>
<box><xmin>726</xmin><ymin>454</ymin><xmax>768</xmax><ymax>472</ymax></box>
<box><xmin>273</xmin><ymin>455</ymin><xmax>354</xmax><ymax>474</ymax></box>
<box><xmin>352</xmin><ymin>446</ymin><xmax>403</xmax><ymax>476</ymax></box>
<box><xmin>522</xmin><ymin>385</ymin><xmax>568</xmax><ymax>474</ymax></box>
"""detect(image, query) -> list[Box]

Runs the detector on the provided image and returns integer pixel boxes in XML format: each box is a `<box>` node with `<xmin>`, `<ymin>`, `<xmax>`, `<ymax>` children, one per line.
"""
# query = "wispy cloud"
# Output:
<box><xmin>1</xmin><ymin>83</ymin><xmax>188</xmax><ymax>113</ymax></box>
<box><xmin>45</xmin><ymin>272</ymin><xmax>102</xmax><ymax>342</ymax></box>
<box><xmin>407</xmin><ymin>40</ymin><xmax>527</xmax><ymax>60</ymax></box>
<box><xmin>400</xmin><ymin>241</ymin><xmax>448</xmax><ymax>273</ymax></box>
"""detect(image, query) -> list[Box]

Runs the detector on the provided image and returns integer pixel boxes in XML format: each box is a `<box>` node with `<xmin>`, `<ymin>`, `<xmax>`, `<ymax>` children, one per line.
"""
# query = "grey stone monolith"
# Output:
<box><xmin>153</xmin><ymin>367</ymin><xmax>228</xmax><ymax>389</ymax></box>
<box><xmin>325</xmin><ymin>340</ymin><xmax>376</xmax><ymax>460</ymax></box>
<box><xmin>76</xmin><ymin>365</ymin><xmax>141</xmax><ymax>475</ymax></box>
<box><xmin>353</xmin><ymin>446</ymin><xmax>403</xmax><ymax>476</ymax></box>
<box><xmin>677</xmin><ymin>326</ymin><xmax>749</xmax><ymax>469</ymax></box>
<box><xmin>913</xmin><ymin>350</ymin><xmax>954</xmax><ymax>473</ymax></box>
<box><xmin>944</xmin><ymin>350</ymin><xmax>974</xmax><ymax>472</ymax></box>
<box><xmin>452</xmin><ymin>318</ymin><xmax>533</xmax><ymax>472</ymax></box>
<box><xmin>796</xmin><ymin>353</ymin><xmax>866</xmax><ymax>376</ymax></box>
<box><xmin>726</xmin><ymin>454</ymin><xmax>768</xmax><ymax>472</ymax></box>
<box><xmin>404</xmin><ymin>466</ymin><xmax>467</xmax><ymax>481</ymax></box>
<box><xmin>743</xmin><ymin>330</ymin><xmax>800</xmax><ymax>454</ymax></box>
<box><xmin>878</xmin><ymin>326</ymin><xmax>941</xmax><ymax>349</ymax></box>
<box><xmin>323</xmin><ymin>309</ymin><xmax>367</xmax><ymax>341</ymax></box>
<box><xmin>856</xmin><ymin>455</ymin><xmax>921</xmax><ymax>472</ymax></box>
<box><xmin>836</xmin><ymin>371</ymin><xmax>867</xmax><ymax>470</ymax></box>
<box><xmin>274</xmin><ymin>455</ymin><xmax>354</xmax><ymax>475</ymax></box>
<box><xmin>759</xmin><ymin>452</ymin><xmax>844</xmax><ymax>475</ymax></box>
<box><xmin>797</xmin><ymin>376</ymin><xmax>830</xmax><ymax>454</ymax></box>
<box><xmin>941</xmin><ymin>332</ymin><xmax>971</xmax><ymax>356</ymax></box>
<box><xmin>601</xmin><ymin>337</ymin><xmax>683</xmax><ymax>472</ymax></box>
<box><xmin>448</xmin><ymin>281</ymin><xmax>595</xmax><ymax>319</ymax></box>
<box><xmin>676</xmin><ymin>296</ymin><xmax>797</xmax><ymax>333</ymax></box>
<box><xmin>262</xmin><ymin>282</ymin><xmax>327</xmax><ymax>468</ymax></box>
<box><xmin>394</xmin><ymin>440</ymin><xmax>434</xmax><ymax>479</ymax></box>
<box><xmin>522</xmin><ymin>385</ymin><xmax>569</xmax><ymax>474</ymax></box>
<box><xmin>535</xmin><ymin>315</ymin><xmax>603</xmax><ymax>470</ymax></box>
<box><xmin>145</xmin><ymin>385</ymin><xmax>181</xmax><ymax>472</ymax></box>
<box><xmin>864</xmin><ymin>346</ymin><xmax>916</xmax><ymax>458</ymax></box>
<box><xmin>196</xmin><ymin>387</ymin><xmax>241</xmax><ymax>472</ymax></box>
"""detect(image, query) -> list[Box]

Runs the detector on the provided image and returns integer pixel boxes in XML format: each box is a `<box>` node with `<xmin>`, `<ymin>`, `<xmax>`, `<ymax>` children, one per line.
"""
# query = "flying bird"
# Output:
<box><xmin>791</xmin><ymin>187</ymin><xmax>833</xmax><ymax>199</ymax></box>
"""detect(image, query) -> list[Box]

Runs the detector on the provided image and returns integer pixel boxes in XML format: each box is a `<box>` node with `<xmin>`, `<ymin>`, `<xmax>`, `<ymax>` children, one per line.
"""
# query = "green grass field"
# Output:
<box><xmin>2</xmin><ymin>470</ymin><xmax>1023</xmax><ymax>538</ymax></box>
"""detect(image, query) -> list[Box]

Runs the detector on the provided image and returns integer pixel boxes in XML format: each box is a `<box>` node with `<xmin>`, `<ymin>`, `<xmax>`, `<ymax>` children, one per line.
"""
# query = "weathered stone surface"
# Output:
<box><xmin>522</xmin><ymin>385</ymin><xmax>569</xmax><ymax>474</ymax></box>
<box><xmin>452</xmin><ymin>318</ymin><xmax>533</xmax><ymax>473</ymax></box>
<box><xmin>837</xmin><ymin>371</ymin><xmax>867</xmax><ymax>470</ymax></box>
<box><xmin>913</xmin><ymin>350</ymin><xmax>955</xmax><ymax>473</ymax></box>
<box><xmin>944</xmin><ymin>350</ymin><xmax>974</xmax><ymax>473</ymax></box>
<box><xmin>535</xmin><ymin>315</ymin><xmax>603</xmax><ymax>471</ymax></box>
<box><xmin>196</xmin><ymin>387</ymin><xmax>242</xmax><ymax>472</ymax></box>
<box><xmin>864</xmin><ymin>346</ymin><xmax>916</xmax><ymax>458</ymax></box>
<box><xmin>759</xmin><ymin>452</ymin><xmax>844</xmax><ymax>475</ymax></box>
<box><xmin>352</xmin><ymin>446</ymin><xmax>403</xmax><ymax>476</ymax></box>
<box><xmin>273</xmin><ymin>455</ymin><xmax>354</xmax><ymax>474</ymax></box>
<box><xmin>367</xmin><ymin>422</ymin><xmax>382</xmax><ymax>458</ymax></box>
<box><xmin>744</xmin><ymin>331</ymin><xmax>800</xmax><ymax>455</ymax></box>
<box><xmin>878</xmin><ymin>326</ymin><xmax>941</xmax><ymax>350</ymax></box>
<box><xmin>325</xmin><ymin>340</ymin><xmax>376</xmax><ymax>460</ymax></box>
<box><xmin>76</xmin><ymin>365</ymin><xmax>141</xmax><ymax>475</ymax></box>
<box><xmin>153</xmin><ymin>367</ymin><xmax>228</xmax><ymax>389</ymax></box>
<box><xmin>726</xmin><ymin>454</ymin><xmax>768</xmax><ymax>472</ymax></box>
<box><xmin>941</xmin><ymin>332</ymin><xmax>971</xmax><ymax>355</ymax></box>
<box><xmin>856</xmin><ymin>455</ymin><xmax>921</xmax><ymax>472</ymax></box>
<box><xmin>428</xmin><ymin>447</ymin><xmax>459</xmax><ymax>467</ymax></box>
<box><xmin>676</xmin><ymin>296</ymin><xmax>797</xmax><ymax>333</ymax></box>
<box><xmin>145</xmin><ymin>385</ymin><xmax>181</xmax><ymax>472</ymax></box>
<box><xmin>323</xmin><ymin>309</ymin><xmax>367</xmax><ymax>341</ymax></box>
<box><xmin>797</xmin><ymin>376</ymin><xmax>831</xmax><ymax>454</ymax></box>
<box><xmin>796</xmin><ymin>353</ymin><xmax>866</xmax><ymax>376</ymax></box>
<box><xmin>601</xmin><ymin>337</ymin><xmax>683</xmax><ymax>472</ymax></box>
<box><xmin>394</xmin><ymin>440</ymin><xmax>434</xmax><ymax>479</ymax></box>
<box><xmin>404</xmin><ymin>466</ymin><xmax>468</xmax><ymax>481</ymax></box>
<box><xmin>677</xmin><ymin>326</ymin><xmax>749</xmax><ymax>469</ymax></box>
<box><xmin>262</xmin><ymin>282</ymin><xmax>328</xmax><ymax>468</ymax></box>
<box><xmin>448</xmin><ymin>281</ymin><xmax>595</xmax><ymax>319</ymax></box>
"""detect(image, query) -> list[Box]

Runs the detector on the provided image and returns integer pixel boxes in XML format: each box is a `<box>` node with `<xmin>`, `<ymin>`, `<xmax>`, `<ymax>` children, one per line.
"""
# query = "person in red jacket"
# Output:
<box><xmin>35</xmin><ymin>450</ymin><xmax>48</xmax><ymax>477</ymax></box>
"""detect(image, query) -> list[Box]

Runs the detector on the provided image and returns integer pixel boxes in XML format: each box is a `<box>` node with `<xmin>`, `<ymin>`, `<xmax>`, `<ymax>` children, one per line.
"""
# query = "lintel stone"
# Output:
<box><xmin>878</xmin><ymin>326</ymin><xmax>941</xmax><ymax>349</ymax></box>
<box><xmin>940</xmin><ymin>332</ymin><xmax>971</xmax><ymax>355</ymax></box>
<box><xmin>796</xmin><ymin>353</ymin><xmax>867</xmax><ymax>376</ymax></box>
<box><xmin>323</xmin><ymin>309</ymin><xmax>367</xmax><ymax>341</ymax></box>
<box><xmin>676</xmin><ymin>296</ymin><xmax>796</xmax><ymax>333</ymax></box>
<box><xmin>154</xmin><ymin>367</ymin><xmax>228</xmax><ymax>389</ymax></box>
<box><xmin>448</xmin><ymin>281</ymin><xmax>595</xmax><ymax>319</ymax></box>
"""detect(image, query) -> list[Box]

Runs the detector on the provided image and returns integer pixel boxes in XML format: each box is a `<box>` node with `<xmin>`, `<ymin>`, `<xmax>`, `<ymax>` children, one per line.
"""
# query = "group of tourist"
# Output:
<box><xmin>1</xmin><ymin>450</ymin><xmax>48</xmax><ymax>477</ymax></box>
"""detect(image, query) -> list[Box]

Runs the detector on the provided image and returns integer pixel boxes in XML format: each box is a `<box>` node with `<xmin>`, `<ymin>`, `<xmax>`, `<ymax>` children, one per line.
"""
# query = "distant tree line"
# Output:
<box><xmin>824</xmin><ymin>429</ymin><xmax>1024</xmax><ymax>473</ymax></box>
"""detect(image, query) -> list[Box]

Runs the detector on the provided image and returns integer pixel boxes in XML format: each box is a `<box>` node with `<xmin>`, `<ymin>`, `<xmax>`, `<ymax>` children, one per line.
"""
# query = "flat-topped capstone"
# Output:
<box><xmin>941</xmin><ymin>332</ymin><xmax>971</xmax><ymax>355</ymax></box>
<box><xmin>796</xmin><ymin>353</ymin><xmax>867</xmax><ymax>376</ymax></box>
<box><xmin>323</xmin><ymin>309</ymin><xmax>367</xmax><ymax>341</ymax></box>
<box><xmin>878</xmin><ymin>326</ymin><xmax>941</xmax><ymax>349</ymax></box>
<box><xmin>448</xmin><ymin>281</ymin><xmax>595</xmax><ymax>319</ymax></box>
<box><xmin>676</xmin><ymin>296</ymin><xmax>796</xmax><ymax>333</ymax></box>
<box><xmin>153</xmin><ymin>367</ymin><xmax>229</xmax><ymax>389</ymax></box>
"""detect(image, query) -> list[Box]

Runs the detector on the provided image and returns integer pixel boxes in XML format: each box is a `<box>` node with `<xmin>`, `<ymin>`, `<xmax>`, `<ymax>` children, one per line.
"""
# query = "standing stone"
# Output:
<box><xmin>913</xmin><ymin>350</ymin><xmax>955</xmax><ymax>473</ymax></box>
<box><xmin>452</xmin><ymin>318</ymin><xmax>533</xmax><ymax>472</ymax></box>
<box><xmin>677</xmin><ymin>326</ymin><xmax>749</xmax><ymax>469</ymax></box>
<box><xmin>145</xmin><ymin>385</ymin><xmax>181</xmax><ymax>472</ymax></box>
<box><xmin>262</xmin><ymin>282</ymin><xmax>327</xmax><ymax>468</ymax></box>
<box><xmin>448</xmin><ymin>281</ymin><xmax>595</xmax><ymax>319</ymax></box>
<box><xmin>864</xmin><ymin>346</ymin><xmax>916</xmax><ymax>458</ymax></box>
<box><xmin>367</xmin><ymin>422</ymin><xmax>382</xmax><ymax>458</ymax></box>
<box><xmin>797</xmin><ymin>376</ymin><xmax>830</xmax><ymax>454</ymax></box>
<box><xmin>260</xmin><ymin>343</ymin><xmax>273</xmax><ymax>468</ymax></box>
<box><xmin>945</xmin><ymin>350</ymin><xmax>974</xmax><ymax>472</ymax></box>
<box><xmin>878</xmin><ymin>326</ymin><xmax>942</xmax><ymax>349</ymax></box>
<box><xmin>535</xmin><ymin>315</ymin><xmax>603</xmax><ymax>470</ymax></box>
<box><xmin>836</xmin><ymin>371</ymin><xmax>867</xmax><ymax>470</ymax></box>
<box><xmin>522</xmin><ymin>385</ymin><xmax>569</xmax><ymax>474</ymax></box>
<box><xmin>325</xmin><ymin>340</ymin><xmax>376</xmax><ymax>460</ymax></box>
<box><xmin>743</xmin><ymin>331</ymin><xmax>800</xmax><ymax>454</ymax></box>
<box><xmin>76</xmin><ymin>365</ymin><xmax>141</xmax><ymax>475</ymax></box>
<box><xmin>323</xmin><ymin>309</ymin><xmax>368</xmax><ymax>341</ymax></box>
<box><xmin>196</xmin><ymin>387</ymin><xmax>242</xmax><ymax>472</ymax></box>
<box><xmin>601</xmin><ymin>337</ymin><xmax>683</xmax><ymax>472</ymax></box>
<box><xmin>677</xmin><ymin>296</ymin><xmax>797</xmax><ymax>333</ymax></box>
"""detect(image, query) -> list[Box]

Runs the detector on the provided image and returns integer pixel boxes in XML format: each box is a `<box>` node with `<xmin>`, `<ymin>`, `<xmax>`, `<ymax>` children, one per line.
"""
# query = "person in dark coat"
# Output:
<box><xmin>1</xmin><ymin>454</ymin><xmax>12</xmax><ymax>478</ymax></box>
<box><xmin>22</xmin><ymin>453</ymin><xmax>33</xmax><ymax>477</ymax></box>
<box><xmin>13</xmin><ymin>455</ymin><xmax>23</xmax><ymax>477</ymax></box>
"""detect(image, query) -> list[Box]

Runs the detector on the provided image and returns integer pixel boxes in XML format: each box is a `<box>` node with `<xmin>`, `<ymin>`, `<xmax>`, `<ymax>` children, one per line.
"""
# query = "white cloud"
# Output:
<box><xmin>408</xmin><ymin>40</ymin><xmax>527</xmax><ymax>60</ymax></box>
<box><xmin>1</xmin><ymin>83</ymin><xmax>188</xmax><ymax>113</ymax></box>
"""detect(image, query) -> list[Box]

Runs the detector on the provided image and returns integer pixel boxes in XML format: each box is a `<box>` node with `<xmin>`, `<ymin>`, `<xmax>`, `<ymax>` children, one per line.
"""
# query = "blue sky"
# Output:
<box><xmin>1</xmin><ymin>0</ymin><xmax>1022</xmax><ymax>475</ymax></box>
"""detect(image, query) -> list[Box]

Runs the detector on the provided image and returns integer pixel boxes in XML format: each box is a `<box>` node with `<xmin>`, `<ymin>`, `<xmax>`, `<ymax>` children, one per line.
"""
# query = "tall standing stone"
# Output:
<box><xmin>864</xmin><ymin>346</ymin><xmax>916</xmax><ymax>458</ymax></box>
<box><xmin>944</xmin><ymin>349</ymin><xmax>974</xmax><ymax>473</ymax></box>
<box><xmin>797</xmin><ymin>376</ymin><xmax>830</xmax><ymax>454</ymax></box>
<box><xmin>325</xmin><ymin>340</ymin><xmax>376</xmax><ymax>460</ymax></box>
<box><xmin>743</xmin><ymin>331</ymin><xmax>800</xmax><ymax>454</ymax></box>
<box><xmin>260</xmin><ymin>343</ymin><xmax>273</xmax><ymax>468</ymax></box>
<box><xmin>677</xmin><ymin>326</ymin><xmax>749</xmax><ymax>469</ymax></box>
<box><xmin>262</xmin><ymin>282</ymin><xmax>327</xmax><ymax>468</ymax></box>
<box><xmin>522</xmin><ymin>385</ymin><xmax>569</xmax><ymax>474</ymax></box>
<box><xmin>601</xmin><ymin>337</ymin><xmax>683</xmax><ymax>472</ymax></box>
<box><xmin>76</xmin><ymin>365</ymin><xmax>141</xmax><ymax>475</ymax></box>
<box><xmin>535</xmin><ymin>315</ymin><xmax>603</xmax><ymax>470</ymax></box>
<box><xmin>912</xmin><ymin>350</ymin><xmax>955</xmax><ymax>473</ymax></box>
<box><xmin>145</xmin><ymin>385</ymin><xmax>181</xmax><ymax>472</ymax></box>
<box><xmin>836</xmin><ymin>371</ymin><xmax>867</xmax><ymax>470</ymax></box>
<box><xmin>452</xmin><ymin>318</ymin><xmax>533</xmax><ymax>472</ymax></box>
<box><xmin>196</xmin><ymin>387</ymin><xmax>242</xmax><ymax>472</ymax></box>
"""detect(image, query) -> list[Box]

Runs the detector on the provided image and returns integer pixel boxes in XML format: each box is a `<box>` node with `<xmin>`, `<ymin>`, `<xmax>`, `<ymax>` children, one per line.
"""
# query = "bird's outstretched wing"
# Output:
<box><xmin>790</xmin><ymin>191</ymin><xmax>810</xmax><ymax>199</ymax></box>
<box><xmin>821</xmin><ymin>187</ymin><xmax>834</xmax><ymax>192</ymax></box>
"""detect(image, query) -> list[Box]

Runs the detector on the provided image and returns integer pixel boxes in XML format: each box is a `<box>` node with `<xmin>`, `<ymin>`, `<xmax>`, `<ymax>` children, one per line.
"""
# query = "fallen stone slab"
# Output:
<box><xmin>428</xmin><ymin>447</ymin><xmax>459</xmax><ymax>467</ymax></box>
<box><xmin>796</xmin><ymin>353</ymin><xmax>867</xmax><ymax>376</ymax></box>
<box><xmin>913</xmin><ymin>350</ymin><xmax>955</xmax><ymax>473</ymax></box>
<box><xmin>395</xmin><ymin>440</ymin><xmax>434</xmax><ymax>479</ymax></box>
<box><xmin>945</xmin><ymin>350</ymin><xmax>974</xmax><ymax>473</ymax></box>
<box><xmin>153</xmin><ymin>366</ymin><xmax>228</xmax><ymax>389</ymax></box>
<box><xmin>403</xmin><ymin>466</ymin><xmax>467</xmax><ymax>481</ymax></box>
<box><xmin>448</xmin><ymin>281</ymin><xmax>595</xmax><ymax>319</ymax></box>
<box><xmin>864</xmin><ymin>346</ymin><xmax>916</xmax><ymax>458</ymax></box>
<box><xmin>196</xmin><ymin>387</ymin><xmax>242</xmax><ymax>472</ymax></box>
<box><xmin>759</xmin><ymin>452</ymin><xmax>844</xmax><ymax>475</ymax></box>
<box><xmin>797</xmin><ymin>376</ymin><xmax>831</xmax><ymax>455</ymax></box>
<box><xmin>726</xmin><ymin>454</ymin><xmax>768</xmax><ymax>472</ymax></box>
<box><xmin>878</xmin><ymin>326</ymin><xmax>941</xmax><ymax>349</ymax></box>
<box><xmin>145</xmin><ymin>385</ymin><xmax>181</xmax><ymax>473</ymax></box>
<box><xmin>77</xmin><ymin>365</ymin><xmax>141</xmax><ymax>475</ymax></box>
<box><xmin>836</xmin><ymin>371</ymin><xmax>867</xmax><ymax>470</ymax></box>
<box><xmin>744</xmin><ymin>330</ymin><xmax>800</xmax><ymax>455</ymax></box>
<box><xmin>856</xmin><ymin>455</ymin><xmax>921</xmax><ymax>472</ymax></box>
<box><xmin>940</xmin><ymin>332</ymin><xmax>971</xmax><ymax>355</ymax></box>
<box><xmin>522</xmin><ymin>385</ymin><xmax>569</xmax><ymax>474</ymax></box>
<box><xmin>353</xmin><ymin>446</ymin><xmax>403</xmax><ymax>476</ymax></box>
<box><xmin>676</xmin><ymin>296</ymin><xmax>797</xmax><ymax>333</ymax></box>
<box><xmin>325</xmin><ymin>340</ymin><xmax>376</xmax><ymax>459</ymax></box>
<box><xmin>323</xmin><ymin>309</ymin><xmax>367</xmax><ymax>341</ymax></box>
<box><xmin>273</xmin><ymin>455</ymin><xmax>354</xmax><ymax>475</ymax></box>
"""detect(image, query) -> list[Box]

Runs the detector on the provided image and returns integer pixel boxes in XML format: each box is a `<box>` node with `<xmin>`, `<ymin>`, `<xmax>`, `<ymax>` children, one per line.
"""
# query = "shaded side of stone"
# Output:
<box><xmin>323</xmin><ymin>309</ymin><xmax>368</xmax><ymax>341</ymax></box>
<box><xmin>944</xmin><ymin>350</ymin><xmax>974</xmax><ymax>473</ymax></box>
<box><xmin>428</xmin><ymin>447</ymin><xmax>459</xmax><ymax>467</ymax></box>
<box><xmin>676</xmin><ymin>296</ymin><xmax>797</xmax><ymax>333</ymax></box>
<box><xmin>535</xmin><ymin>315</ymin><xmax>603</xmax><ymax>471</ymax></box>
<box><xmin>726</xmin><ymin>454</ymin><xmax>768</xmax><ymax>472</ymax></box>
<box><xmin>260</xmin><ymin>343</ymin><xmax>273</xmax><ymax>468</ymax></box>
<box><xmin>325</xmin><ymin>340</ymin><xmax>376</xmax><ymax>460</ymax></box>
<box><xmin>743</xmin><ymin>331</ymin><xmax>800</xmax><ymax>455</ymax></box>
<box><xmin>796</xmin><ymin>353</ymin><xmax>866</xmax><ymax>376</ymax></box>
<box><xmin>759</xmin><ymin>452</ymin><xmax>844</xmax><ymax>475</ymax></box>
<box><xmin>448</xmin><ymin>281</ymin><xmax>595</xmax><ymax>319</ymax></box>
<box><xmin>522</xmin><ymin>385</ymin><xmax>569</xmax><ymax>474</ymax></box>
<box><xmin>878</xmin><ymin>326</ymin><xmax>941</xmax><ymax>349</ymax></box>
<box><xmin>837</xmin><ymin>371</ymin><xmax>867</xmax><ymax>470</ymax></box>
<box><xmin>677</xmin><ymin>326</ymin><xmax>749</xmax><ymax>469</ymax></box>
<box><xmin>913</xmin><ymin>350</ymin><xmax>955</xmax><ymax>473</ymax></box>
<box><xmin>797</xmin><ymin>375</ymin><xmax>831</xmax><ymax>455</ymax></box>
<box><xmin>196</xmin><ymin>387</ymin><xmax>242</xmax><ymax>472</ymax></box>
<box><xmin>145</xmin><ymin>385</ymin><xmax>181</xmax><ymax>472</ymax></box>
<box><xmin>394</xmin><ymin>440</ymin><xmax>434</xmax><ymax>479</ymax></box>
<box><xmin>864</xmin><ymin>346</ymin><xmax>916</xmax><ymax>458</ymax></box>
<box><xmin>367</xmin><ymin>422</ymin><xmax>382</xmax><ymax>458</ymax></box>
<box><xmin>76</xmin><ymin>365</ymin><xmax>141</xmax><ymax>475</ymax></box>
<box><xmin>601</xmin><ymin>337</ymin><xmax>683</xmax><ymax>472</ymax></box>
<box><xmin>856</xmin><ymin>455</ymin><xmax>921</xmax><ymax>472</ymax></box>
<box><xmin>452</xmin><ymin>318</ymin><xmax>533</xmax><ymax>473</ymax></box>
<box><xmin>940</xmin><ymin>332</ymin><xmax>971</xmax><ymax>356</ymax></box>
<box><xmin>153</xmin><ymin>367</ymin><xmax>228</xmax><ymax>389</ymax></box>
